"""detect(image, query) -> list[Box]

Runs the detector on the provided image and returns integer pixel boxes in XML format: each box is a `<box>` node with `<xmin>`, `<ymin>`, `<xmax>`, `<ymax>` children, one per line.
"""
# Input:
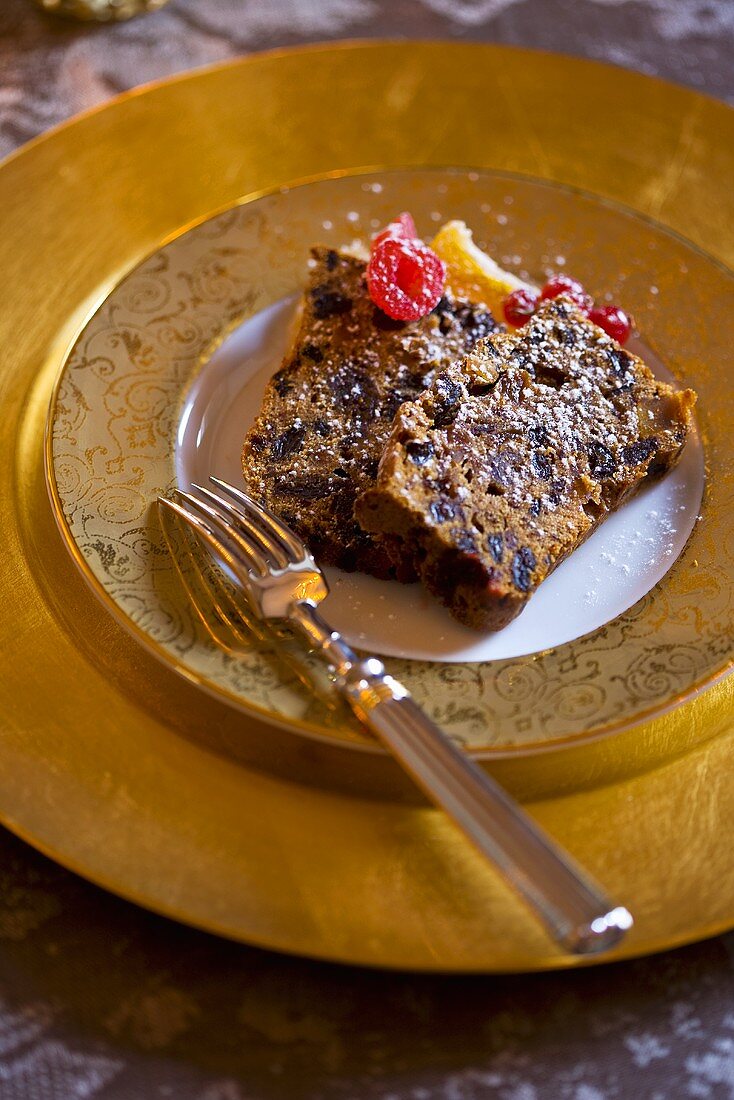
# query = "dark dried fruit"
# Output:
<box><xmin>528</xmin><ymin>424</ymin><xmax>549</xmax><ymax>447</ymax></box>
<box><xmin>455</xmin><ymin>303</ymin><xmax>499</xmax><ymax>343</ymax></box>
<box><xmin>433</xmin><ymin>405</ymin><xmax>460</xmax><ymax>429</ymax></box>
<box><xmin>438</xmin><ymin>312</ymin><xmax>453</xmax><ymax>335</ymax></box>
<box><xmin>271</xmin><ymin>425</ymin><xmax>305</xmax><ymax>459</ymax></box>
<box><xmin>587</xmin><ymin>440</ymin><xmax>618</xmax><ymax>479</ymax></box>
<box><xmin>247</xmin><ymin>434</ymin><xmax>266</xmax><ymax>453</ymax></box>
<box><xmin>605</xmin><ymin>347</ymin><xmax>635</xmax><ymax>379</ymax></box>
<box><xmin>325</xmin><ymin>249</ymin><xmax>339</xmax><ymax>272</ymax></box>
<box><xmin>273</xmin><ymin>370</ymin><xmax>294</xmax><ymax>397</ymax></box>
<box><xmin>622</xmin><ymin>436</ymin><xmax>659</xmax><ymax>465</ymax></box>
<box><xmin>302</xmin><ymin>343</ymin><xmax>323</xmax><ymax>363</ymax></box>
<box><xmin>313</xmin><ymin>418</ymin><xmax>331</xmax><ymax>437</ymax></box>
<box><xmin>382</xmin><ymin>389</ymin><xmax>414</xmax><ymax>421</ymax></box>
<box><xmin>512</xmin><ymin>547</ymin><xmax>536</xmax><ymax>592</ymax></box>
<box><xmin>339</xmin><ymin>435</ymin><xmax>358</xmax><ymax>459</ymax></box>
<box><xmin>555</xmin><ymin>323</ymin><xmax>576</xmax><ymax>347</ymax></box>
<box><xmin>405</xmin><ymin>370</ymin><xmax>430</xmax><ymax>393</ymax></box>
<box><xmin>467</xmin><ymin>380</ymin><xmax>494</xmax><ymax>397</ymax></box>
<box><xmin>647</xmin><ymin>459</ymin><xmax>669</xmax><ymax>479</ymax></box>
<box><xmin>433</xmin><ymin>374</ymin><xmax>463</xmax><ymax>428</ymax></box>
<box><xmin>531</xmin><ymin>451</ymin><xmax>552</xmax><ymax>480</ymax></box>
<box><xmin>430</xmin><ymin>499</ymin><xmax>460</xmax><ymax>523</ymax></box>
<box><xmin>487</xmin><ymin>533</ymin><xmax>504</xmax><ymax>562</ymax></box>
<box><xmin>371</xmin><ymin>306</ymin><xmax>407</xmax><ymax>332</ymax></box>
<box><xmin>406</xmin><ymin>440</ymin><xmax>435</xmax><ymax>465</ymax></box>
<box><xmin>533</xmin><ymin>363</ymin><xmax>566</xmax><ymax>389</ymax></box>
<box><xmin>311</xmin><ymin>285</ymin><xmax>353</xmax><ymax>319</ymax></box>
<box><xmin>331</xmin><ymin>487</ymin><xmax>357</xmax><ymax>521</ymax></box>
<box><xmin>329</xmin><ymin>363</ymin><xmax>379</xmax><ymax>416</ymax></box>
<box><xmin>455</xmin><ymin>532</ymin><xmax>477</xmax><ymax>554</ymax></box>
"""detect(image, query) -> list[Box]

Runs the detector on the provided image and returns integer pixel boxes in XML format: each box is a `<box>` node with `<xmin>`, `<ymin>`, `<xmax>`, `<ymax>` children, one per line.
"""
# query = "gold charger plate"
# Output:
<box><xmin>2</xmin><ymin>42</ymin><xmax>734</xmax><ymax>970</ymax></box>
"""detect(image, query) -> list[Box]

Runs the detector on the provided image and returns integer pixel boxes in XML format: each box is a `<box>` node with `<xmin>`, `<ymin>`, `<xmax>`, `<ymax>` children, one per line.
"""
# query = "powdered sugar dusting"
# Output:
<box><xmin>177</xmin><ymin>297</ymin><xmax>704</xmax><ymax>663</ymax></box>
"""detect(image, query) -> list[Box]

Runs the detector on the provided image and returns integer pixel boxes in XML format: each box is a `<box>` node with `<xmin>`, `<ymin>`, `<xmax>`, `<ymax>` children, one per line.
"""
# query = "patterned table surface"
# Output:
<box><xmin>1</xmin><ymin>2</ymin><xmax>733</xmax><ymax>1097</ymax></box>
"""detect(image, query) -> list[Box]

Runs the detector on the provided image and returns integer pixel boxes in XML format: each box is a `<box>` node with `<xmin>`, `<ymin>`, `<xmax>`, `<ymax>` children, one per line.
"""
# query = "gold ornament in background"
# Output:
<box><xmin>33</xmin><ymin>0</ymin><xmax>169</xmax><ymax>22</ymax></box>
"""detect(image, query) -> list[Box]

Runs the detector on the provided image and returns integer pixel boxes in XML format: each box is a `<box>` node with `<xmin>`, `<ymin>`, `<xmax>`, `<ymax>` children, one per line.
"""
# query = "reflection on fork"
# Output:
<box><xmin>158</xmin><ymin>477</ymin><xmax>633</xmax><ymax>957</ymax></box>
<box><xmin>158</xmin><ymin>493</ymin><xmax>346</xmax><ymax>720</ymax></box>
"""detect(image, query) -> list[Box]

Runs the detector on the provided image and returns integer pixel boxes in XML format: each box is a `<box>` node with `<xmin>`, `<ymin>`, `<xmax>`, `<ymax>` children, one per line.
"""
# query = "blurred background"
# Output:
<box><xmin>3</xmin><ymin>0</ymin><xmax>734</xmax><ymax>157</ymax></box>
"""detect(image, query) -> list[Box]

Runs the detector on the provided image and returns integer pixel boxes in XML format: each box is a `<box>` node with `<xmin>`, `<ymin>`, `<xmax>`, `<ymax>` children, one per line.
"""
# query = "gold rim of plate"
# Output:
<box><xmin>2</xmin><ymin>42</ymin><xmax>734</xmax><ymax>970</ymax></box>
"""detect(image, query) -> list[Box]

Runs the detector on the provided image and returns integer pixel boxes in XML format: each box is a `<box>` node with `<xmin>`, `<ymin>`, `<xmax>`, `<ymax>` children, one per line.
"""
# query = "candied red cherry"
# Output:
<box><xmin>503</xmin><ymin>287</ymin><xmax>540</xmax><ymax>327</ymax></box>
<box><xmin>372</xmin><ymin>211</ymin><xmax>418</xmax><ymax>247</ymax></box>
<box><xmin>588</xmin><ymin>304</ymin><xmax>633</xmax><ymax>344</ymax></box>
<box><xmin>540</xmin><ymin>273</ymin><xmax>593</xmax><ymax>314</ymax></box>
<box><xmin>367</xmin><ymin>236</ymin><xmax>445</xmax><ymax>321</ymax></box>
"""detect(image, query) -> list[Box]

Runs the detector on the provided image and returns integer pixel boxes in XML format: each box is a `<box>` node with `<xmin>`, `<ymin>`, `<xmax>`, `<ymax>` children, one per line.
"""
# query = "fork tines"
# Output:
<box><xmin>158</xmin><ymin>478</ymin><xmax>312</xmax><ymax>583</ymax></box>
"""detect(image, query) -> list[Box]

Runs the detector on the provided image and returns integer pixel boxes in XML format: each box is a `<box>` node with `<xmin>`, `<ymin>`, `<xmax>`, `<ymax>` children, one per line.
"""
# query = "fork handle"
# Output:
<box><xmin>291</xmin><ymin>600</ymin><xmax>632</xmax><ymax>956</ymax></box>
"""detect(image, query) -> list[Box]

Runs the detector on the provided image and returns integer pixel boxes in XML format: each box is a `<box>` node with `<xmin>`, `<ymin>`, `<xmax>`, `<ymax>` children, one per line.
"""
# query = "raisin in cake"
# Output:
<box><xmin>356</xmin><ymin>296</ymin><xmax>696</xmax><ymax>630</ymax></box>
<box><xmin>241</xmin><ymin>246</ymin><xmax>501</xmax><ymax>578</ymax></box>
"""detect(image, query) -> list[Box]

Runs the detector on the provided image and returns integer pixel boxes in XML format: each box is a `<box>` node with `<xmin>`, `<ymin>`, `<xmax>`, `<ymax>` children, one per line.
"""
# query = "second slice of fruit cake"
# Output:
<box><xmin>356</xmin><ymin>296</ymin><xmax>696</xmax><ymax>630</ymax></box>
<box><xmin>241</xmin><ymin>245</ymin><xmax>502</xmax><ymax>578</ymax></box>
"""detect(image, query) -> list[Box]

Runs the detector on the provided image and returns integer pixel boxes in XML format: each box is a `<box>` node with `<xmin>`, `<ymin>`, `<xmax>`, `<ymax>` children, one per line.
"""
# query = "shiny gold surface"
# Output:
<box><xmin>2</xmin><ymin>43</ymin><xmax>734</xmax><ymax>969</ymax></box>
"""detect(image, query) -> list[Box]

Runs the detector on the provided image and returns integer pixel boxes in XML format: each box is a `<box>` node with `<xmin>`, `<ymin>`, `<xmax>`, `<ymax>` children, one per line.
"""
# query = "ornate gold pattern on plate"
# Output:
<box><xmin>48</xmin><ymin>170</ymin><xmax>733</xmax><ymax>755</ymax></box>
<box><xmin>1</xmin><ymin>44</ymin><xmax>732</xmax><ymax>969</ymax></box>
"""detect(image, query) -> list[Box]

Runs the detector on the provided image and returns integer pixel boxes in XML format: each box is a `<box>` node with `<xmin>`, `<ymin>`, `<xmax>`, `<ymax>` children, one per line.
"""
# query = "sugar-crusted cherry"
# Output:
<box><xmin>372</xmin><ymin>211</ymin><xmax>418</xmax><ymax>247</ymax></box>
<box><xmin>503</xmin><ymin>287</ymin><xmax>539</xmax><ymax>327</ymax></box>
<box><xmin>588</xmin><ymin>304</ymin><xmax>633</xmax><ymax>345</ymax></box>
<box><xmin>368</xmin><ymin>232</ymin><xmax>445</xmax><ymax>322</ymax></box>
<box><xmin>540</xmin><ymin>274</ymin><xmax>593</xmax><ymax>314</ymax></box>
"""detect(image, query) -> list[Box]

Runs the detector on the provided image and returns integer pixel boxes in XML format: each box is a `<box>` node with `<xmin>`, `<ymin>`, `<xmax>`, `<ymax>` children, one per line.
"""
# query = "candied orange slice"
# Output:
<box><xmin>430</xmin><ymin>220</ymin><xmax>536</xmax><ymax>325</ymax></box>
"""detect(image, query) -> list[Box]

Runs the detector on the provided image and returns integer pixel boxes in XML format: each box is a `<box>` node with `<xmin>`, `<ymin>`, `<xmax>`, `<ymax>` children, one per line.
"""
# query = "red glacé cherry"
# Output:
<box><xmin>503</xmin><ymin>287</ymin><xmax>540</xmax><ymax>327</ymax></box>
<box><xmin>372</xmin><ymin>211</ymin><xmax>418</xmax><ymax>247</ymax></box>
<box><xmin>588</xmin><ymin>305</ymin><xmax>633</xmax><ymax>344</ymax></box>
<box><xmin>540</xmin><ymin>273</ymin><xmax>593</xmax><ymax>314</ymax></box>
<box><xmin>368</xmin><ymin>235</ymin><xmax>446</xmax><ymax>322</ymax></box>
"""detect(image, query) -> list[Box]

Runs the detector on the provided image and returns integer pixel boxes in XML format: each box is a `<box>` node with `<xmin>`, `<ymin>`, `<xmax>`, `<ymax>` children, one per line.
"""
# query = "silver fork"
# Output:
<box><xmin>158</xmin><ymin>477</ymin><xmax>633</xmax><ymax>956</ymax></box>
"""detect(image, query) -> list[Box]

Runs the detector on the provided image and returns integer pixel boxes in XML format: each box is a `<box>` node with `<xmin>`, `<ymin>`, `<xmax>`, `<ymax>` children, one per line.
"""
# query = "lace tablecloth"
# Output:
<box><xmin>1</xmin><ymin>1</ymin><xmax>733</xmax><ymax>1097</ymax></box>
